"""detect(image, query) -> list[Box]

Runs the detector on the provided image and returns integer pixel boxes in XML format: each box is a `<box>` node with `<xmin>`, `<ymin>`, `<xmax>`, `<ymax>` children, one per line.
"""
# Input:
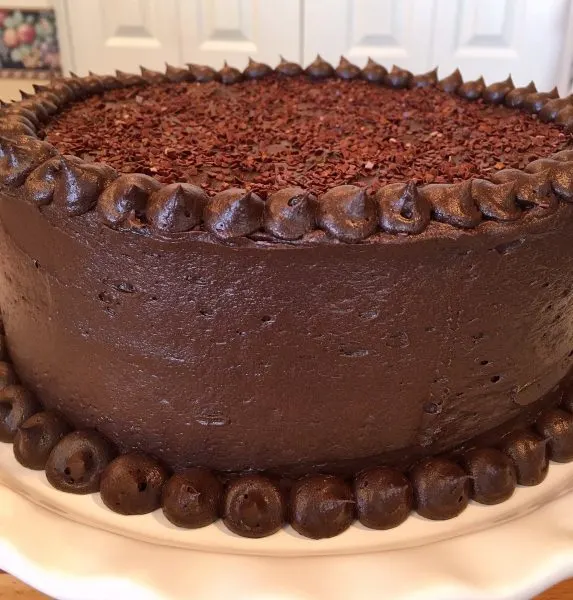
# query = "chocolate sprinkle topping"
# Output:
<box><xmin>42</xmin><ymin>78</ymin><xmax>568</xmax><ymax>194</ymax></box>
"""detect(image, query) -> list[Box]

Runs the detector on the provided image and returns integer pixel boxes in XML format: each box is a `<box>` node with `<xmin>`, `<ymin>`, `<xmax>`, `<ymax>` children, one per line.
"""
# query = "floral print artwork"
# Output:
<box><xmin>0</xmin><ymin>8</ymin><xmax>60</xmax><ymax>78</ymax></box>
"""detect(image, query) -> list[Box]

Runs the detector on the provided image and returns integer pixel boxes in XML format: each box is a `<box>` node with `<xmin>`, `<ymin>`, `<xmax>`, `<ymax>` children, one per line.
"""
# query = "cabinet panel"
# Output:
<box><xmin>180</xmin><ymin>0</ymin><xmax>301</xmax><ymax>69</ymax></box>
<box><xmin>303</xmin><ymin>0</ymin><xmax>436</xmax><ymax>71</ymax></box>
<box><xmin>433</xmin><ymin>0</ymin><xmax>570</xmax><ymax>89</ymax></box>
<box><xmin>64</xmin><ymin>0</ymin><xmax>181</xmax><ymax>74</ymax></box>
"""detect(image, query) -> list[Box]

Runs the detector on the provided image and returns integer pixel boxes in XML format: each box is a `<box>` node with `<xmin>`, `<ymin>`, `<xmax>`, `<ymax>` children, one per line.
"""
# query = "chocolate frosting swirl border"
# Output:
<box><xmin>0</xmin><ymin>57</ymin><xmax>571</xmax><ymax>244</ymax></box>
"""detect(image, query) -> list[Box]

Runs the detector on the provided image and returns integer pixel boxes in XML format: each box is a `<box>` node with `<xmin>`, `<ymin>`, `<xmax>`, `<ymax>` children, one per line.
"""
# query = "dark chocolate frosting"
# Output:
<box><xmin>140</xmin><ymin>66</ymin><xmax>168</xmax><ymax>84</ymax></box>
<box><xmin>90</xmin><ymin>73</ymin><xmax>121</xmax><ymax>91</ymax></box>
<box><xmin>165</xmin><ymin>64</ymin><xmax>194</xmax><ymax>83</ymax></box>
<box><xmin>556</xmin><ymin>105</ymin><xmax>573</xmax><ymax>129</ymax></box>
<box><xmin>203</xmin><ymin>188</ymin><xmax>264</xmax><ymax>239</ymax></box>
<box><xmin>410</xmin><ymin>68</ymin><xmax>438</xmax><ymax>89</ymax></box>
<box><xmin>100</xmin><ymin>453</ymin><xmax>169</xmax><ymax>515</ymax></box>
<box><xmin>0</xmin><ymin>333</ymin><xmax>7</xmax><ymax>362</ymax></box>
<box><xmin>0</xmin><ymin>136</ymin><xmax>56</xmax><ymax>187</ymax></box>
<box><xmin>493</xmin><ymin>169</ymin><xmax>557</xmax><ymax>217</ymax></box>
<box><xmin>147</xmin><ymin>183</ymin><xmax>208</xmax><ymax>233</ymax></box>
<box><xmin>0</xmin><ymin>361</ymin><xmax>16</xmax><ymax>389</ymax></box>
<box><xmin>523</xmin><ymin>88</ymin><xmax>559</xmax><ymax>114</ymax></box>
<box><xmin>386</xmin><ymin>65</ymin><xmax>413</xmax><ymax>89</ymax></box>
<box><xmin>115</xmin><ymin>70</ymin><xmax>145</xmax><ymax>87</ymax></box>
<box><xmin>360</xmin><ymin>58</ymin><xmax>387</xmax><ymax>84</ymax></box>
<box><xmin>222</xmin><ymin>474</ymin><xmax>285</xmax><ymax>538</ymax></box>
<box><xmin>290</xmin><ymin>475</ymin><xmax>354</xmax><ymax>539</ymax></box>
<box><xmin>438</xmin><ymin>69</ymin><xmax>463</xmax><ymax>93</ymax></box>
<box><xmin>457</xmin><ymin>77</ymin><xmax>485</xmax><ymax>101</ymax></box>
<box><xmin>525</xmin><ymin>159</ymin><xmax>573</xmax><ymax>201</ymax></box>
<box><xmin>354</xmin><ymin>467</ymin><xmax>412</xmax><ymax>529</ymax></box>
<box><xmin>305</xmin><ymin>55</ymin><xmax>335</xmax><ymax>80</ymax></box>
<box><xmin>0</xmin><ymin>384</ymin><xmax>39</xmax><ymax>442</ymax></box>
<box><xmin>535</xmin><ymin>408</ymin><xmax>573</xmax><ymax>462</ymax></box>
<box><xmin>483</xmin><ymin>76</ymin><xmax>514</xmax><ymax>104</ymax></box>
<box><xmin>410</xmin><ymin>457</ymin><xmax>470</xmax><ymax>520</ymax></box>
<box><xmin>504</xmin><ymin>81</ymin><xmax>537</xmax><ymax>108</ymax></box>
<box><xmin>472</xmin><ymin>179</ymin><xmax>521</xmax><ymax>221</ymax></box>
<box><xmin>45</xmin><ymin>429</ymin><xmax>117</xmax><ymax>494</ymax></box>
<box><xmin>219</xmin><ymin>61</ymin><xmax>243</xmax><ymax>85</ymax></box>
<box><xmin>243</xmin><ymin>57</ymin><xmax>272</xmax><ymax>80</ymax></box>
<box><xmin>335</xmin><ymin>56</ymin><xmax>361</xmax><ymax>80</ymax></box>
<box><xmin>461</xmin><ymin>448</ymin><xmax>516</xmax><ymax>505</ymax></box>
<box><xmin>97</xmin><ymin>173</ymin><xmax>161</xmax><ymax>228</ymax></box>
<box><xmin>13</xmin><ymin>411</ymin><xmax>71</xmax><ymax>470</ymax></box>
<box><xmin>500</xmin><ymin>430</ymin><xmax>548</xmax><ymax>486</ymax></box>
<box><xmin>420</xmin><ymin>181</ymin><xmax>481</xmax><ymax>228</ymax></box>
<box><xmin>263</xmin><ymin>187</ymin><xmax>317</xmax><ymax>240</ymax></box>
<box><xmin>187</xmin><ymin>64</ymin><xmax>220</xmax><ymax>83</ymax></box>
<box><xmin>162</xmin><ymin>468</ymin><xmax>222</xmax><ymax>528</ymax></box>
<box><xmin>317</xmin><ymin>185</ymin><xmax>377</xmax><ymax>242</ymax></box>
<box><xmin>276</xmin><ymin>56</ymin><xmax>303</xmax><ymax>77</ymax></box>
<box><xmin>376</xmin><ymin>181</ymin><xmax>431</xmax><ymax>234</ymax></box>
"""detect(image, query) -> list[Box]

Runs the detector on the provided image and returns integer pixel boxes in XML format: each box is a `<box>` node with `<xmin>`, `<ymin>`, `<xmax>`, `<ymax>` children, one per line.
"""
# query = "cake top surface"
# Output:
<box><xmin>0</xmin><ymin>57</ymin><xmax>573</xmax><ymax>243</ymax></box>
<box><xmin>43</xmin><ymin>76</ymin><xmax>566</xmax><ymax>196</ymax></box>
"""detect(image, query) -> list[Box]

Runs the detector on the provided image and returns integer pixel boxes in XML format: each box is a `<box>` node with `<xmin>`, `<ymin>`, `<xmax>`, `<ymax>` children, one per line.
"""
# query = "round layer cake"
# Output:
<box><xmin>1</xmin><ymin>57</ymin><xmax>573</xmax><ymax>538</ymax></box>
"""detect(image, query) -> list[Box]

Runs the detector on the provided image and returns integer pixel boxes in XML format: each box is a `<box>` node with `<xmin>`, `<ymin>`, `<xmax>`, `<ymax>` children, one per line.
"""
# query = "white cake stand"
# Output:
<box><xmin>1</xmin><ymin>443</ymin><xmax>573</xmax><ymax>600</ymax></box>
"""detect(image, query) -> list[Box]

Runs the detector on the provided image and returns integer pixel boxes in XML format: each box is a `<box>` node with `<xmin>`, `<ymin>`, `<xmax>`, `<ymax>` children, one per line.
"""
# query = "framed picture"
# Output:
<box><xmin>0</xmin><ymin>4</ymin><xmax>60</xmax><ymax>79</ymax></box>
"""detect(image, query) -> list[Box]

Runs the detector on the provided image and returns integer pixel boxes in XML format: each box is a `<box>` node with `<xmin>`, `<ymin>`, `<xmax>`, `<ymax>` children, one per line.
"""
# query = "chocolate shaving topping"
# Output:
<box><xmin>410</xmin><ymin>67</ymin><xmax>438</xmax><ymax>89</ymax></box>
<box><xmin>187</xmin><ymin>64</ymin><xmax>220</xmax><ymax>83</ymax></box>
<box><xmin>386</xmin><ymin>65</ymin><xmax>413</xmax><ymax>89</ymax></box>
<box><xmin>140</xmin><ymin>66</ymin><xmax>167</xmax><ymax>84</ymax></box>
<box><xmin>411</xmin><ymin>457</ymin><xmax>470</xmax><ymax>520</ymax></box>
<box><xmin>483</xmin><ymin>76</ymin><xmax>514</xmax><ymax>104</ymax></box>
<box><xmin>318</xmin><ymin>185</ymin><xmax>377</xmax><ymax>242</ymax></box>
<box><xmin>219</xmin><ymin>61</ymin><xmax>243</xmax><ymax>85</ymax></box>
<box><xmin>305</xmin><ymin>55</ymin><xmax>334</xmax><ymax>80</ymax></box>
<box><xmin>539</xmin><ymin>97</ymin><xmax>572</xmax><ymax>122</ymax></box>
<box><xmin>493</xmin><ymin>168</ymin><xmax>557</xmax><ymax>217</ymax></box>
<box><xmin>243</xmin><ymin>57</ymin><xmax>272</xmax><ymax>80</ymax></box>
<box><xmin>55</xmin><ymin>157</ymin><xmax>118</xmax><ymax>216</ymax></box>
<box><xmin>438</xmin><ymin>68</ymin><xmax>463</xmax><ymax>93</ymax></box>
<box><xmin>376</xmin><ymin>181</ymin><xmax>431</xmax><ymax>234</ymax></box>
<box><xmin>97</xmin><ymin>173</ymin><xmax>161</xmax><ymax>228</ymax></box>
<box><xmin>360</xmin><ymin>57</ymin><xmax>387</xmax><ymax>84</ymax></box>
<box><xmin>115</xmin><ymin>70</ymin><xmax>145</xmax><ymax>87</ymax></box>
<box><xmin>420</xmin><ymin>181</ymin><xmax>481</xmax><ymax>228</ymax></box>
<box><xmin>461</xmin><ymin>448</ymin><xmax>516</xmax><ymax>505</ymax></box>
<box><xmin>472</xmin><ymin>179</ymin><xmax>520</xmax><ymax>221</ymax></box>
<box><xmin>457</xmin><ymin>77</ymin><xmax>485</xmax><ymax>101</ymax></box>
<box><xmin>165</xmin><ymin>63</ymin><xmax>194</xmax><ymax>83</ymax></box>
<box><xmin>535</xmin><ymin>408</ymin><xmax>573</xmax><ymax>462</ymax></box>
<box><xmin>203</xmin><ymin>188</ymin><xmax>264</xmax><ymax>239</ymax></box>
<box><xmin>0</xmin><ymin>385</ymin><xmax>40</xmax><ymax>442</ymax></box>
<box><xmin>504</xmin><ymin>81</ymin><xmax>537</xmax><ymax>108</ymax></box>
<box><xmin>0</xmin><ymin>135</ymin><xmax>56</xmax><ymax>187</ymax></box>
<box><xmin>263</xmin><ymin>186</ymin><xmax>317</xmax><ymax>240</ymax></box>
<box><xmin>276</xmin><ymin>56</ymin><xmax>303</xmax><ymax>77</ymax></box>
<box><xmin>335</xmin><ymin>56</ymin><xmax>361</xmax><ymax>80</ymax></box>
<box><xmin>500</xmin><ymin>429</ymin><xmax>548</xmax><ymax>486</ymax></box>
<box><xmin>147</xmin><ymin>182</ymin><xmax>208</xmax><ymax>233</ymax></box>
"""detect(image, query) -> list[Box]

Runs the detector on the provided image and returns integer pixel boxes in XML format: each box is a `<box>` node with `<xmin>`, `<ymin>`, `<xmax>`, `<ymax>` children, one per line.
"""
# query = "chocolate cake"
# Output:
<box><xmin>1</xmin><ymin>56</ymin><xmax>573</xmax><ymax>539</ymax></box>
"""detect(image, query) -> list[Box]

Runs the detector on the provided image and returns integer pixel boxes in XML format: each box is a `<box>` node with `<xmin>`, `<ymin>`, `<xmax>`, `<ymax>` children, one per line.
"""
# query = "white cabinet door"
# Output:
<box><xmin>303</xmin><ymin>0</ymin><xmax>436</xmax><ymax>71</ymax></box>
<box><xmin>63</xmin><ymin>0</ymin><xmax>182</xmax><ymax>74</ymax></box>
<box><xmin>179</xmin><ymin>0</ymin><xmax>302</xmax><ymax>69</ymax></box>
<box><xmin>432</xmin><ymin>0</ymin><xmax>570</xmax><ymax>90</ymax></box>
